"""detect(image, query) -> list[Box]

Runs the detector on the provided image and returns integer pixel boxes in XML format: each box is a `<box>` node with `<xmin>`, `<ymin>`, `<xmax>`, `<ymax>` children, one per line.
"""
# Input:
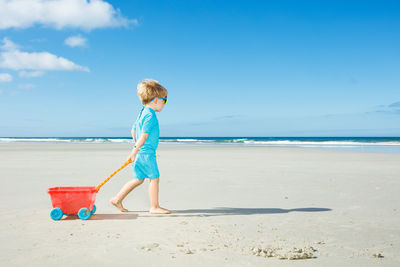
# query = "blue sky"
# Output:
<box><xmin>0</xmin><ymin>0</ymin><xmax>399</xmax><ymax>137</ymax></box>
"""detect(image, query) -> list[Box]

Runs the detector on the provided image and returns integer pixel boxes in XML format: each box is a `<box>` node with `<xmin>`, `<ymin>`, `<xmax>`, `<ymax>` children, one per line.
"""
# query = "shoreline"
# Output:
<box><xmin>1</xmin><ymin>142</ymin><xmax>400</xmax><ymax>155</ymax></box>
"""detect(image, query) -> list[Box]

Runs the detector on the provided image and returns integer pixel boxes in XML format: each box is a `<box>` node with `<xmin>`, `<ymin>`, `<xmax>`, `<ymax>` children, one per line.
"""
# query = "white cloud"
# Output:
<box><xmin>389</xmin><ymin>101</ymin><xmax>400</xmax><ymax>108</ymax></box>
<box><xmin>30</xmin><ymin>38</ymin><xmax>47</xmax><ymax>43</ymax></box>
<box><xmin>0</xmin><ymin>38</ymin><xmax>89</xmax><ymax>72</ymax></box>
<box><xmin>19</xmin><ymin>70</ymin><xmax>45</xmax><ymax>78</ymax></box>
<box><xmin>65</xmin><ymin>35</ymin><xmax>87</xmax><ymax>47</ymax></box>
<box><xmin>18</xmin><ymin>83</ymin><xmax>36</xmax><ymax>89</ymax></box>
<box><xmin>0</xmin><ymin>73</ymin><xmax>12</xmax><ymax>82</ymax></box>
<box><xmin>0</xmin><ymin>0</ymin><xmax>137</xmax><ymax>31</ymax></box>
<box><xmin>1</xmin><ymin>37</ymin><xmax>19</xmax><ymax>50</ymax></box>
<box><xmin>0</xmin><ymin>50</ymin><xmax>90</xmax><ymax>71</ymax></box>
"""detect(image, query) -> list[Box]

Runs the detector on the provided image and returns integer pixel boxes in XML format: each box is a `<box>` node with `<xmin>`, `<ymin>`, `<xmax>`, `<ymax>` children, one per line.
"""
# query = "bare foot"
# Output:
<box><xmin>149</xmin><ymin>207</ymin><xmax>171</xmax><ymax>214</ymax></box>
<box><xmin>110</xmin><ymin>197</ymin><xmax>128</xmax><ymax>212</ymax></box>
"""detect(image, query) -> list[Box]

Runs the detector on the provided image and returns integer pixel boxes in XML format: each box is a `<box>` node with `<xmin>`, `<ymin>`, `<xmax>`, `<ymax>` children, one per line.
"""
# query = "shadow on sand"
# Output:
<box><xmin>136</xmin><ymin>207</ymin><xmax>332</xmax><ymax>218</ymax></box>
<box><xmin>61</xmin><ymin>207</ymin><xmax>331</xmax><ymax>219</ymax></box>
<box><xmin>62</xmin><ymin>213</ymin><xmax>138</xmax><ymax>220</ymax></box>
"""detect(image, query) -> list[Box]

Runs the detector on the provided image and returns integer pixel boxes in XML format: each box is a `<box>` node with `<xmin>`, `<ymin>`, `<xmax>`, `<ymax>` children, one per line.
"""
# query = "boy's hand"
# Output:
<box><xmin>127</xmin><ymin>149</ymin><xmax>138</xmax><ymax>163</ymax></box>
<box><xmin>127</xmin><ymin>133</ymin><xmax>147</xmax><ymax>163</ymax></box>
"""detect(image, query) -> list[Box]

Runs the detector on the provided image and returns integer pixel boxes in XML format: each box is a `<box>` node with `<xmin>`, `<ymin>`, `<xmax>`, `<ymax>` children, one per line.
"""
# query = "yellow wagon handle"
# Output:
<box><xmin>96</xmin><ymin>159</ymin><xmax>131</xmax><ymax>192</ymax></box>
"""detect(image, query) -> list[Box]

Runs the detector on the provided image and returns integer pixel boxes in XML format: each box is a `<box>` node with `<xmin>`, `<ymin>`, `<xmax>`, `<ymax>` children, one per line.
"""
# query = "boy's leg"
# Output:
<box><xmin>148</xmin><ymin>177</ymin><xmax>171</xmax><ymax>214</ymax></box>
<box><xmin>110</xmin><ymin>178</ymin><xmax>144</xmax><ymax>212</ymax></box>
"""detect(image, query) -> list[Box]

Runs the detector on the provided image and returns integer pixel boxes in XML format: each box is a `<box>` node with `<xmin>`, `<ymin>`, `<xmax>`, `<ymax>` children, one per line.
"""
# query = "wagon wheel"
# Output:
<box><xmin>50</xmin><ymin>208</ymin><xmax>63</xmax><ymax>221</ymax></box>
<box><xmin>78</xmin><ymin>207</ymin><xmax>91</xmax><ymax>220</ymax></box>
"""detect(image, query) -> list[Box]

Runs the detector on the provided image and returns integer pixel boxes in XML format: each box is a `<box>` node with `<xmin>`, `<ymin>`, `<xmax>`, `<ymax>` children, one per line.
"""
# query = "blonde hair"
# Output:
<box><xmin>137</xmin><ymin>79</ymin><xmax>168</xmax><ymax>105</ymax></box>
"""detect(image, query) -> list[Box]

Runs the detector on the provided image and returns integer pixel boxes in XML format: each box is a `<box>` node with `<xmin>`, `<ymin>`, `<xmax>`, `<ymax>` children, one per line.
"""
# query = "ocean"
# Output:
<box><xmin>1</xmin><ymin>137</ymin><xmax>400</xmax><ymax>154</ymax></box>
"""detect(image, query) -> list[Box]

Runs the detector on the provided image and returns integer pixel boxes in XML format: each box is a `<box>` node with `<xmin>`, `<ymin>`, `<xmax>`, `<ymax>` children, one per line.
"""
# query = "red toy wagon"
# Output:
<box><xmin>47</xmin><ymin>160</ymin><xmax>130</xmax><ymax>221</ymax></box>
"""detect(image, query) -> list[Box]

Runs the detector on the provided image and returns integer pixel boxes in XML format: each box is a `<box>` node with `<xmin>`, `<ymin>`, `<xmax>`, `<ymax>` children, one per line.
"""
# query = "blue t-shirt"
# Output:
<box><xmin>132</xmin><ymin>106</ymin><xmax>159</xmax><ymax>154</ymax></box>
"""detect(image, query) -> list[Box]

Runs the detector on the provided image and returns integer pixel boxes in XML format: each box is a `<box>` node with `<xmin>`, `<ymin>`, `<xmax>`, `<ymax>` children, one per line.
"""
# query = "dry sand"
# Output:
<box><xmin>0</xmin><ymin>143</ymin><xmax>399</xmax><ymax>266</ymax></box>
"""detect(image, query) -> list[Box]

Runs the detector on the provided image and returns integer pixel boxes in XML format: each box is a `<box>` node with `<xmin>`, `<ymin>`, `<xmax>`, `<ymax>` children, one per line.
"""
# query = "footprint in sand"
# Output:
<box><xmin>138</xmin><ymin>243</ymin><xmax>160</xmax><ymax>252</ymax></box>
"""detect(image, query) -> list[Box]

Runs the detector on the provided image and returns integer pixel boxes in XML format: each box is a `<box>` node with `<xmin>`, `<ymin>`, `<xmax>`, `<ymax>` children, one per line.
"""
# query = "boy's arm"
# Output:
<box><xmin>133</xmin><ymin>133</ymin><xmax>148</xmax><ymax>149</ymax></box>
<box><xmin>131</xmin><ymin>129</ymin><xmax>136</xmax><ymax>142</ymax></box>
<box><xmin>127</xmin><ymin>133</ymin><xmax>149</xmax><ymax>162</ymax></box>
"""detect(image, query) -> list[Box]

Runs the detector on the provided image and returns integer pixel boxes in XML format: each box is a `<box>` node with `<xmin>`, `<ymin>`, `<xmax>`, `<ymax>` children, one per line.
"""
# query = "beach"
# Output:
<box><xmin>0</xmin><ymin>143</ymin><xmax>399</xmax><ymax>266</ymax></box>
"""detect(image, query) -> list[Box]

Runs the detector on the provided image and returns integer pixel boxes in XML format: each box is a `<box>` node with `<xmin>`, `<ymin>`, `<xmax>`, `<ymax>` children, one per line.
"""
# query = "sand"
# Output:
<box><xmin>0</xmin><ymin>143</ymin><xmax>399</xmax><ymax>266</ymax></box>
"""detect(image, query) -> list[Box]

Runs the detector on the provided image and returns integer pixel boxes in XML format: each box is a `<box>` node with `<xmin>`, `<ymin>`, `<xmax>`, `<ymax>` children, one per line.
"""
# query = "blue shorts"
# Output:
<box><xmin>132</xmin><ymin>153</ymin><xmax>159</xmax><ymax>180</ymax></box>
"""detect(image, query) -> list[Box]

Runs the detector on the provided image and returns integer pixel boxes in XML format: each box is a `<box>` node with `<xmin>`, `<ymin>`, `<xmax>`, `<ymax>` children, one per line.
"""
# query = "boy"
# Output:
<box><xmin>110</xmin><ymin>79</ymin><xmax>171</xmax><ymax>214</ymax></box>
